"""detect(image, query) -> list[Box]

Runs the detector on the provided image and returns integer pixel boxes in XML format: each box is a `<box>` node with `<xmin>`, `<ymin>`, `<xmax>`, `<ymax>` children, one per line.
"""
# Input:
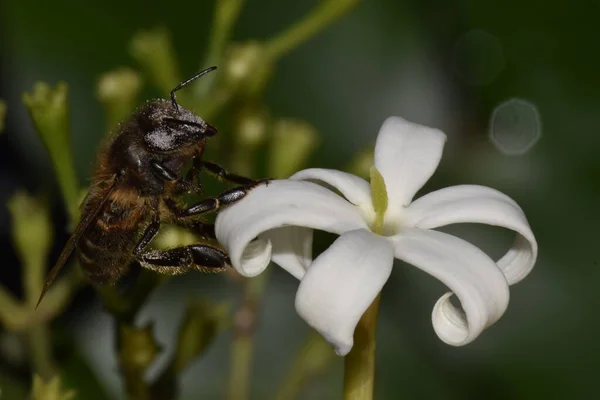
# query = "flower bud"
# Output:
<box><xmin>346</xmin><ymin>145</ymin><xmax>374</xmax><ymax>179</ymax></box>
<box><xmin>230</xmin><ymin>106</ymin><xmax>270</xmax><ymax>176</ymax></box>
<box><xmin>22</xmin><ymin>82</ymin><xmax>78</xmax><ymax>221</ymax></box>
<box><xmin>31</xmin><ymin>374</ymin><xmax>76</xmax><ymax>400</ymax></box>
<box><xmin>222</xmin><ymin>41</ymin><xmax>273</xmax><ymax>97</ymax></box>
<box><xmin>7</xmin><ymin>191</ymin><xmax>52</xmax><ymax>274</ymax></box>
<box><xmin>171</xmin><ymin>300</ymin><xmax>227</xmax><ymax>373</ymax></box>
<box><xmin>118</xmin><ymin>323</ymin><xmax>161</xmax><ymax>372</ymax></box>
<box><xmin>268</xmin><ymin>119</ymin><xmax>319</xmax><ymax>178</ymax></box>
<box><xmin>96</xmin><ymin>68</ymin><xmax>143</xmax><ymax>130</ymax></box>
<box><xmin>130</xmin><ymin>27</ymin><xmax>180</xmax><ymax>97</ymax></box>
<box><xmin>234</xmin><ymin>106</ymin><xmax>269</xmax><ymax>148</ymax></box>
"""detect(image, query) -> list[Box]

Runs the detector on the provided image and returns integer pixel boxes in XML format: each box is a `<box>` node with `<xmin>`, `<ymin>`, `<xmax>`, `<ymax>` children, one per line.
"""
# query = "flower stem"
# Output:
<box><xmin>228</xmin><ymin>335</ymin><xmax>253</xmax><ymax>400</ymax></box>
<box><xmin>227</xmin><ymin>271</ymin><xmax>269</xmax><ymax>400</ymax></box>
<box><xmin>195</xmin><ymin>0</ymin><xmax>246</xmax><ymax>98</ymax></box>
<box><xmin>264</xmin><ymin>0</ymin><xmax>360</xmax><ymax>60</ymax></box>
<box><xmin>275</xmin><ymin>331</ymin><xmax>334</xmax><ymax>400</ymax></box>
<box><xmin>343</xmin><ymin>294</ymin><xmax>381</xmax><ymax>400</ymax></box>
<box><xmin>26</xmin><ymin>325</ymin><xmax>54</xmax><ymax>379</ymax></box>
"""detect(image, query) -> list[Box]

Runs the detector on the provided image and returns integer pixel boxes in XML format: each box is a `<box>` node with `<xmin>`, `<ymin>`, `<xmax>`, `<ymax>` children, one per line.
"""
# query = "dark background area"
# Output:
<box><xmin>0</xmin><ymin>0</ymin><xmax>598</xmax><ymax>399</ymax></box>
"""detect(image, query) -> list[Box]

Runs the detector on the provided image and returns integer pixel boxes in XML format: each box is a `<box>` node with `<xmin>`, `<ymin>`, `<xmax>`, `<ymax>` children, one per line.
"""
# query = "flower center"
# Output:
<box><xmin>369</xmin><ymin>166</ymin><xmax>388</xmax><ymax>235</ymax></box>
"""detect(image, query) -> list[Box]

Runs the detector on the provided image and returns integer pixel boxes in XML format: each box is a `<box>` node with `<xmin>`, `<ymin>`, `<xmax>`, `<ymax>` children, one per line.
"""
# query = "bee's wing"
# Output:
<box><xmin>36</xmin><ymin>175</ymin><xmax>122</xmax><ymax>308</ymax></box>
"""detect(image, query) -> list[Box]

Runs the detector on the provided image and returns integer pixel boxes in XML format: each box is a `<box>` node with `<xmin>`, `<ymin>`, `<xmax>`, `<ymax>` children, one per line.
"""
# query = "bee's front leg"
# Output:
<box><xmin>199</xmin><ymin>161</ymin><xmax>257</xmax><ymax>185</ymax></box>
<box><xmin>164</xmin><ymin>179</ymin><xmax>269</xmax><ymax>219</ymax></box>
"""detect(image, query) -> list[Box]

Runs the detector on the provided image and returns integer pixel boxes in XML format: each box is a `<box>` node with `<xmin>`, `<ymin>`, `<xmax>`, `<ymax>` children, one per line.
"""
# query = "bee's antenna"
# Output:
<box><xmin>170</xmin><ymin>66</ymin><xmax>217</xmax><ymax>112</ymax></box>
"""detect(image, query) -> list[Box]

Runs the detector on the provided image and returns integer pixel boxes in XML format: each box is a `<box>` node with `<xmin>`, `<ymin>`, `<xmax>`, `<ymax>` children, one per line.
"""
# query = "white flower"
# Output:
<box><xmin>215</xmin><ymin>116</ymin><xmax>537</xmax><ymax>356</ymax></box>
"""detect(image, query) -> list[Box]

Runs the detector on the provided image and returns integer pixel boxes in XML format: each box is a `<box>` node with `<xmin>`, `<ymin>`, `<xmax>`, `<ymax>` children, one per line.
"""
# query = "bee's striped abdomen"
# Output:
<box><xmin>78</xmin><ymin>201</ymin><xmax>145</xmax><ymax>284</ymax></box>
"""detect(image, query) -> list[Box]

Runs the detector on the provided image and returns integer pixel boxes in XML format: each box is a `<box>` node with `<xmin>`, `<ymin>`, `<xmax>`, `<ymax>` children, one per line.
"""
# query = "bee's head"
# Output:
<box><xmin>140</xmin><ymin>66</ymin><xmax>218</xmax><ymax>154</ymax></box>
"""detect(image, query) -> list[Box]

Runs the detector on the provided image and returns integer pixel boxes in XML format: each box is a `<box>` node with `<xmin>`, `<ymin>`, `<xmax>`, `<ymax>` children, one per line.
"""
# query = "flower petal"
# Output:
<box><xmin>260</xmin><ymin>226</ymin><xmax>313</xmax><ymax>280</ymax></box>
<box><xmin>406</xmin><ymin>185</ymin><xmax>537</xmax><ymax>285</ymax></box>
<box><xmin>215</xmin><ymin>180</ymin><xmax>368</xmax><ymax>277</ymax></box>
<box><xmin>374</xmin><ymin>116</ymin><xmax>447</xmax><ymax>209</ymax></box>
<box><xmin>295</xmin><ymin>229</ymin><xmax>394</xmax><ymax>356</ymax></box>
<box><xmin>390</xmin><ymin>228</ymin><xmax>509</xmax><ymax>346</ymax></box>
<box><xmin>291</xmin><ymin>168</ymin><xmax>373</xmax><ymax>212</ymax></box>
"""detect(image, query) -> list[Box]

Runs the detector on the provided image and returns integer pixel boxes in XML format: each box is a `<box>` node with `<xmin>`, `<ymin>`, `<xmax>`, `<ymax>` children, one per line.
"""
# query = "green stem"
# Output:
<box><xmin>343</xmin><ymin>295</ymin><xmax>380</xmax><ymax>400</ymax></box>
<box><xmin>27</xmin><ymin>324</ymin><xmax>54</xmax><ymax>379</ymax></box>
<box><xmin>0</xmin><ymin>285</ymin><xmax>26</xmax><ymax>331</ymax></box>
<box><xmin>96</xmin><ymin>270</ymin><xmax>163</xmax><ymax>323</ymax></box>
<box><xmin>228</xmin><ymin>335</ymin><xmax>253</xmax><ymax>400</ymax></box>
<box><xmin>24</xmin><ymin>251</ymin><xmax>55</xmax><ymax>378</ymax></box>
<box><xmin>265</xmin><ymin>0</ymin><xmax>360</xmax><ymax>60</ymax></box>
<box><xmin>195</xmin><ymin>0</ymin><xmax>246</xmax><ymax>98</ymax></box>
<box><xmin>52</xmin><ymin>150</ymin><xmax>79</xmax><ymax>223</ymax></box>
<box><xmin>227</xmin><ymin>271</ymin><xmax>269</xmax><ymax>400</ymax></box>
<box><xmin>275</xmin><ymin>331</ymin><xmax>334</xmax><ymax>400</ymax></box>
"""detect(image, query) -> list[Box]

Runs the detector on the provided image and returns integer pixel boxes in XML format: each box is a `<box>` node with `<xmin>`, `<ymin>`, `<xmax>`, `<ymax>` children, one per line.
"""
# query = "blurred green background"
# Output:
<box><xmin>1</xmin><ymin>0</ymin><xmax>598</xmax><ymax>399</ymax></box>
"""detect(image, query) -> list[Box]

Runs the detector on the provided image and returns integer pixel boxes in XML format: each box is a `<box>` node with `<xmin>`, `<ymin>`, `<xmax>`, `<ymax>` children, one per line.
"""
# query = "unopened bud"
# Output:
<box><xmin>7</xmin><ymin>191</ymin><xmax>52</xmax><ymax>271</ymax></box>
<box><xmin>230</xmin><ymin>107</ymin><xmax>270</xmax><ymax>175</ymax></box>
<box><xmin>222</xmin><ymin>41</ymin><xmax>273</xmax><ymax>97</ymax></box>
<box><xmin>234</xmin><ymin>106</ymin><xmax>269</xmax><ymax>148</ymax></box>
<box><xmin>268</xmin><ymin>119</ymin><xmax>319</xmax><ymax>178</ymax></box>
<box><xmin>171</xmin><ymin>300</ymin><xmax>227</xmax><ymax>373</ymax></box>
<box><xmin>118</xmin><ymin>323</ymin><xmax>161</xmax><ymax>372</ymax></box>
<box><xmin>346</xmin><ymin>145</ymin><xmax>374</xmax><ymax>179</ymax></box>
<box><xmin>22</xmin><ymin>82</ymin><xmax>78</xmax><ymax>220</ymax></box>
<box><xmin>96</xmin><ymin>68</ymin><xmax>143</xmax><ymax>130</ymax></box>
<box><xmin>31</xmin><ymin>374</ymin><xmax>76</xmax><ymax>400</ymax></box>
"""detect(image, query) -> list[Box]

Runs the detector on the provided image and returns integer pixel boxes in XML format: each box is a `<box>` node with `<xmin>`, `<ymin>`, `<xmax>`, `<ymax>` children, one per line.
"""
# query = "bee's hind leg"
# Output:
<box><xmin>135</xmin><ymin>244</ymin><xmax>230</xmax><ymax>275</ymax></box>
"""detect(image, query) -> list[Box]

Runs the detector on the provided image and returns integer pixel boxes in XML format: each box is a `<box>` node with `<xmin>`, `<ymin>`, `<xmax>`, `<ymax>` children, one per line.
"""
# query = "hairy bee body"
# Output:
<box><xmin>75</xmin><ymin>99</ymin><xmax>204</xmax><ymax>283</ymax></box>
<box><xmin>37</xmin><ymin>67</ymin><xmax>264</xmax><ymax>307</ymax></box>
<box><xmin>77</xmin><ymin>191</ymin><xmax>148</xmax><ymax>284</ymax></box>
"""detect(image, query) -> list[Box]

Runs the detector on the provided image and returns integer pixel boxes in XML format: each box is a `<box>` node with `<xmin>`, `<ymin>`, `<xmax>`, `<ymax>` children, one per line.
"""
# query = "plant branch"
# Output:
<box><xmin>227</xmin><ymin>271</ymin><xmax>269</xmax><ymax>400</ymax></box>
<box><xmin>265</xmin><ymin>0</ymin><xmax>360</xmax><ymax>60</ymax></box>
<box><xmin>195</xmin><ymin>0</ymin><xmax>246</xmax><ymax>98</ymax></box>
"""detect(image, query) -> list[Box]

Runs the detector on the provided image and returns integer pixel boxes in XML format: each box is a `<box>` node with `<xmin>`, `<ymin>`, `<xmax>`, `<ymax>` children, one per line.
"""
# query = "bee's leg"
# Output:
<box><xmin>185</xmin><ymin>222</ymin><xmax>216</xmax><ymax>239</ymax></box>
<box><xmin>199</xmin><ymin>161</ymin><xmax>265</xmax><ymax>185</ymax></box>
<box><xmin>151</xmin><ymin>161</ymin><xmax>200</xmax><ymax>195</ymax></box>
<box><xmin>133</xmin><ymin>212</ymin><xmax>161</xmax><ymax>258</ymax></box>
<box><xmin>136</xmin><ymin>244</ymin><xmax>230</xmax><ymax>275</ymax></box>
<box><xmin>151</xmin><ymin>162</ymin><xmax>178</xmax><ymax>181</ymax></box>
<box><xmin>162</xmin><ymin>198</ymin><xmax>216</xmax><ymax>239</ymax></box>
<box><xmin>164</xmin><ymin>179</ymin><xmax>267</xmax><ymax>218</ymax></box>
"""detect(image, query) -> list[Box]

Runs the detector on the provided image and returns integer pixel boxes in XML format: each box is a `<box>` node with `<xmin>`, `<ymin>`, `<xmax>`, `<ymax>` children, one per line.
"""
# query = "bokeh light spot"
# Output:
<box><xmin>489</xmin><ymin>98</ymin><xmax>541</xmax><ymax>155</ymax></box>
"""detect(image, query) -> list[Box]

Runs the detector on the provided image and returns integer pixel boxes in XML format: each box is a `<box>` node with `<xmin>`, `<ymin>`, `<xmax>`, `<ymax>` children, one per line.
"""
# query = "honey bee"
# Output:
<box><xmin>37</xmin><ymin>66</ymin><xmax>265</xmax><ymax>307</ymax></box>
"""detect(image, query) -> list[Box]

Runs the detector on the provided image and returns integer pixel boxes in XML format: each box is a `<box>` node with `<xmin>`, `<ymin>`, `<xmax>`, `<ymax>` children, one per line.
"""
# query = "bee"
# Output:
<box><xmin>37</xmin><ymin>66</ymin><xmax>265</xmax><ymax>307</ymax></box>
